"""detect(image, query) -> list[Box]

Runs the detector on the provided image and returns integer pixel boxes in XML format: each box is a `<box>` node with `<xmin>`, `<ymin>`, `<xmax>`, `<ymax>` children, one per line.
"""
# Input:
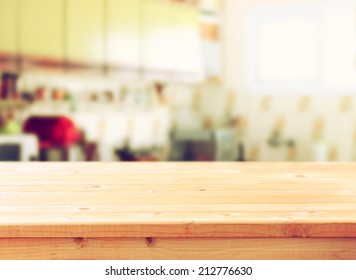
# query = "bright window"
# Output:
<box><xmin>257</xmin><ymin>20</ymin><xmax>319</xmax><ymax>82</ymax></box>
<box><xmin>245</xmin><ymin>1</ymin><xmax>356</xmax><ymax>94</ymax></box>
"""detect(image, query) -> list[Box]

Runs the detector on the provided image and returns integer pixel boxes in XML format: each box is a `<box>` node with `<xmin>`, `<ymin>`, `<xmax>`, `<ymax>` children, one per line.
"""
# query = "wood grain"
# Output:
<box><xmin>1</xmin><ymin>163</ymin><xmax>356</xmax><ymax>259</ymax></box>
<box><xmin>1</xmin><ymin>238</ymin><xmax>356</xmax><ymax>260</ymax></box>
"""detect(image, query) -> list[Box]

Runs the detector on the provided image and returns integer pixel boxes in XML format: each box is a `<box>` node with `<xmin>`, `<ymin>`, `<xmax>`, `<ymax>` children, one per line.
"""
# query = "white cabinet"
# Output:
<box><xmin>142</xmin><ymin>0</ymin><xmax>203</xmax><ymax>81</ymax></box>
<box><xmin>172</xmin><ymin>4</ymin><xmax>203</xmax><ymax>81</ymax></box>
<box><xmin>20</xmin><ymin>0</ymin><xmax>63</xmax><ymax>59</ymax></box>
<box><xmin>66</xmin><ymin>0</ymin><xmax>104</xmax><ymax>64</ymax></box>
<box><xmin>142</xmin><ymin>0</ymin><xmax>175</xmax><ymax>79</ymax></box>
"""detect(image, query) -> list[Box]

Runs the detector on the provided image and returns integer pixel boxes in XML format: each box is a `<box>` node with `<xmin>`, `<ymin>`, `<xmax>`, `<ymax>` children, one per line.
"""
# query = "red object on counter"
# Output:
<box><xmin>23</xmin><ymin>116</ymin><xmax>81</xmax><ymax>149</ymax></box>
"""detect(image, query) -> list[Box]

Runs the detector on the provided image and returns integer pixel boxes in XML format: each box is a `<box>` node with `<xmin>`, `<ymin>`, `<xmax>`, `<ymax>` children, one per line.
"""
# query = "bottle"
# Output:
<box><xmin>237</xmin><ymin>142</ymin><xmax>245</xmax><ymax>161</ymax></box>
<box><xmin>314</xmin><ymin>139</ymin><xmax>329</xmax><ymax>162</ymax></box>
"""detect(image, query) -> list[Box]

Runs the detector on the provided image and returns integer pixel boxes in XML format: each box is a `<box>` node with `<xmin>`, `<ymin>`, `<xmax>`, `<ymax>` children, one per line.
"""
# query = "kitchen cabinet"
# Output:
<box><xmin>1</xmin><ymin>0</ymin><xmax>203</xmax><ymax>81</ymax></box>
<box><xmin>0</xmin><ymin>0</ymin><xmax>18</xmax><ymax>54</ymax></box>
<box><xmin>107</xmin><ymin>0</ymin><xmax>203</xmax><ymax>81</ymax></box>
<box><xmin>107</xmin><ymin>0</ymin><xmax>141</xmax><ymax>70</ymax></box>
<box><xmin>142</xmin><ymin>0</ymin><xmax>175</xmax><ymax>79</ymax></box>
<box><xmin>19</xmin><ymin>0</ymin><xmax>63</xmax><ymax>59</ymax></box>
<box><xmin>66</xmin><ymin>0</ymin><xmax>104</xmax><ymax>65</ymax></box>
<box><xmin>142</xmin><ymin>0</ymin><xmax>203</xmax><ymax>81</ymax></box>
<box><xmin>172</xmin><ymin>3</ymin><xmax>203</xmax><ymax>80</ymax></box>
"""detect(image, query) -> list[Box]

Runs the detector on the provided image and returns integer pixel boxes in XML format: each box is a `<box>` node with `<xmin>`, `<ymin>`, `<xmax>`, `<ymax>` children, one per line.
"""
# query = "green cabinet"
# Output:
<box><xmin>19</xmin><ymin>0</ymin><xmax>63</xmax><ymax>59</ymax></box>
<box><xmin>66</xmin><ymin>0</ymin><xmax>104</xmax><ymax>64</ymax></box>
<box><xmin>0</xmin><ymin>0</ymin><xmax>203</xmax><ymax>80</ymax></box>
<box><xmin>0</xmin><ymin>0</ymin><xmax>18</xmax><ymax>54</ymax></box>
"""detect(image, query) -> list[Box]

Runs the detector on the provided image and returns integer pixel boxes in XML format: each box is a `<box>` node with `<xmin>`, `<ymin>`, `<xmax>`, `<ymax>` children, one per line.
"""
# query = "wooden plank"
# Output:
<box><xmin>1</xmin><ymin>238</ymin><xmax>356</xmax><ymax>260</ymax></box>
<box><xmin>2</xmin><ymin>183</ymin><xmax>356</xmax><ymax>191</ymax></box>
<box><xmin>3</xmin><ymin>211</ymin><xmax>356</xmax><ymax>224</ymax></box>
<box><xmin>2</xmin><ymin>223</ymin><xmax>356</xmax><ymax>238</ymax></box>
<box><xmin>1</xmin><ymin>194</ymin><xmax>356</xmax><ymax>205</ymax></box>
<box><xmin>3</xmin><ymin>203</ymin><xmax>356</xmax><ymax>212</ymax></box>
<box><xmin>1</xmin><ymin>163</ymin><xmax>356</xmax><ymax>239</ymax></box>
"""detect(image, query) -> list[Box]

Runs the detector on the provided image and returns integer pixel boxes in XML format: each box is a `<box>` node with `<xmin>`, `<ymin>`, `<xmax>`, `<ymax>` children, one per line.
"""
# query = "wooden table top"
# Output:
<box><xmin>1</xmin><ymin>162</ymin><xmax>356</xmax><ymax>238</ymax></box>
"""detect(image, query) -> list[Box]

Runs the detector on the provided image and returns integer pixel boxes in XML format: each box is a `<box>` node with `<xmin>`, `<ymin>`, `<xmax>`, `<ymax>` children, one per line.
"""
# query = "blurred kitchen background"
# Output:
<box><xmin>1</xmin><ymin>0</ymin><xmax>356</xmax><ymax>162</ymax></box>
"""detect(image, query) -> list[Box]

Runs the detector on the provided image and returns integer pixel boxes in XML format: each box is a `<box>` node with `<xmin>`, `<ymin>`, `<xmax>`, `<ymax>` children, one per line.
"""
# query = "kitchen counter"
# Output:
<box><xmin>1</xmin><ymin>162</ymin><xmax>356</xmax><ymax>260</ymax></box>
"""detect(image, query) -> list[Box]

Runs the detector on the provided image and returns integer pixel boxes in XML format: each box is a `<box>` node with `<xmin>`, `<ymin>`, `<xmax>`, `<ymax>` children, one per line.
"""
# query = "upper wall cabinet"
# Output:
<box><xmin>0</xmin><ymin>0</ymin><xmax>203</xmax><ymax>81</ymax></box>
<box><xmin>107</xmin><ymin>0</ymin><xmax>141</xmax><ymax>70</ymax></box>
<box><xmin>0</xmin><ymin>0</ymin><xmax>18</xmax><ymax>54</ymax></box>
<box><xmin>142</xmin><ymin>0</ymin><xmax>203</xmax><ymax>81</ymax></box>
<box><xmin>67</xmin><ymin>0</ymin><xmax>104</xmax><ymax>64</ymax></box>
<box><xmin>20</xmin><ymin>0</ymin><xmax>63</xmax><ymax>59</ymax></box>
<box><xmin>172</xmin><ymin>4</ymin><xmax>203</xmax><ymax>80</ymax></box>
<box><xmin>142</xmin><ymin>0</ymin><xmax>175</xmax><ymax>78</ymax></box>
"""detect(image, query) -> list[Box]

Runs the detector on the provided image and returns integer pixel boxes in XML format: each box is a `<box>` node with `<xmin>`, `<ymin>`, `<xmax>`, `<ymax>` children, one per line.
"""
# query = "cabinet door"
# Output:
<box><xmin>0</xmin><ymin>0</ymin><xmax>17</xmax><ymax>54</ymax></box>
<box><xmin>142</xmin><ymin>0</ymin><xmax>175</xmax><ymax>78</ymax></box>
<box><xmin>66</xmin><ymin>0</ymin><xmax>104</xmax><ymax>64</ymax></box>
<box><xmin>172</xmin><ymin>4</ymin><xmax>203</xmax><ymax>80</ymax></box>
<box><xmin>20</xmin><ymin>0</ymin><xmax>63</xmax><ymax>59</ymax></box>
<box><xmin>107</xmin><ymin>0</ymin><xmax>141</xmax><ymax>70</ymax></box>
